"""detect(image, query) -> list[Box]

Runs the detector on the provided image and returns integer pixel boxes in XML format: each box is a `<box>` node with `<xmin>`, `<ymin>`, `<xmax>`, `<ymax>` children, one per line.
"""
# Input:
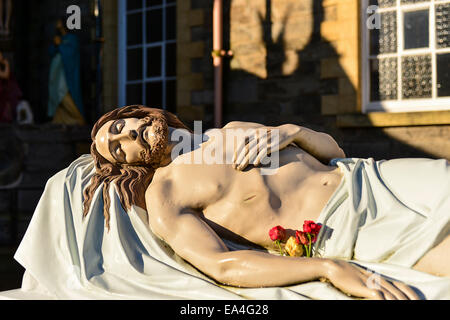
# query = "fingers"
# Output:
<box><xmin>234</xmin><ymin>132</ymin><xmax>272</xmax><ymax>170</ymax></box>
<box><xmin>233</xmin><ymin>135</ymin><xmax>258</xmax><ymax>170</ymax></box>
<box><xmin>393</xmin><ymin>281</ymin><xmax>420</xmax><ymax>300</ymax></box>
<box><xmin>375</xmin><ymin>277</ymin><xmax>409</xmax><ymax>300</ymax></box>
<box><xmin>361</xmin><ymin>269</ymin><xmax>419</xmax><ymax>300</ymax></box>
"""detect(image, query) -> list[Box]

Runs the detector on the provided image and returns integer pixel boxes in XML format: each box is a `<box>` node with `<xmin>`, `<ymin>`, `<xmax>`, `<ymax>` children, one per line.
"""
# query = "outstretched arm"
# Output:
<box><xmin>145</xmin><ymin>182</ymin><xmax>418</xmax><ymax>299</ymax></box>
<box><xmin>224</xmin><ymin>121</ymin><xmax>346</xmax><ymax>170</ymax></box>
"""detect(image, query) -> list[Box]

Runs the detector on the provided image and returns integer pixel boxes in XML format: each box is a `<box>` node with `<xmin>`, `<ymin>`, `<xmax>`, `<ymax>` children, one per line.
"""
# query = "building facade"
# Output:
<box><xmin>101</xmin><ymin>0</ymin><xmax>450</xmax><ymax>160</ymax></box>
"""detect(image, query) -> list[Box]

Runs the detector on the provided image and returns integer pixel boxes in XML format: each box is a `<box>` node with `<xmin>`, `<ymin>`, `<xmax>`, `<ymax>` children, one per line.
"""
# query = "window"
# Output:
<box><xmin>361</xmin><ymin>0</ymin><xmax>450</xmax><ymax>113</ymax></box>
<box><xmin>118</xmin><ymin>0</ymin><xmax>177</xmax><ymax>112</ymax></box>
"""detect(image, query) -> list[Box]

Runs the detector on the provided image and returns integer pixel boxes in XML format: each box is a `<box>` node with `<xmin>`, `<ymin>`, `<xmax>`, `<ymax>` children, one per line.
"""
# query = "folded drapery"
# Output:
<box><xmin>5</xmin><ymin>155</ymin><xmax>450</xmax><ymax>300</ymax></box>
<box><xmin>314</xmin><ymin>157</ymin><xmax>450</xmax><ymax>268</ymax></box>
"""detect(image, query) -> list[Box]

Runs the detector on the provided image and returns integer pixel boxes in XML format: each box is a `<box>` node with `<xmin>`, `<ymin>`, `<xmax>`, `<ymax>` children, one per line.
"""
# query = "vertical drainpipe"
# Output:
<box><xmin>212</xmin><ymin>0</ymin><xmax>223</xmax><ymax>128</ymax></box>
<box><xmin>212</xmin><ymin>0</ymin><xmax>232</xmax><ymax>128</ymax></box>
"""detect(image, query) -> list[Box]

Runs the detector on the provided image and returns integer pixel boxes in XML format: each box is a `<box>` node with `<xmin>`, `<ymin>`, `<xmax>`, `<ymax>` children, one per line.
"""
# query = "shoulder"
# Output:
<box><xmin>145</xmin><ymin>166</ymin><xmax>174</xmax><ymax>203</ymax></box>
<box><xmin>223</xmin><ymin>121</ymin><xmax>264</xmax><ymax>130</ymax></box>
<box><xmin>145</xmin><ymin>164</ymin><xmax>190</xmax><ymax>208</ymax></box>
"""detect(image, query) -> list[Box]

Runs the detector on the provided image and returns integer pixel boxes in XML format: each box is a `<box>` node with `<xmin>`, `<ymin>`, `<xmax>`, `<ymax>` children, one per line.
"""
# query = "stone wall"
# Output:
<box><xmin>0</xmin><ymin>124</ymin><xmax>91</xmax><ymax>247</ymax></box>
<box><xmin>183</xmin><ymin>0</ymin><xmax>450</xmax><ymax>160</ymax></box>
<box><xmin>0</xmin><ymin>123</ymin><xmax>90</xmax><ymax>290</ymax></box>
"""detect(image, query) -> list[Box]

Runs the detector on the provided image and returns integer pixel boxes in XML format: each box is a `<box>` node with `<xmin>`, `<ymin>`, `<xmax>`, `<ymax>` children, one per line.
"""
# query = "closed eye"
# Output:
<box><xmin>111</xmin><ymin>119</ymin><xmax>125</xmax><ymax>134</ymax></box>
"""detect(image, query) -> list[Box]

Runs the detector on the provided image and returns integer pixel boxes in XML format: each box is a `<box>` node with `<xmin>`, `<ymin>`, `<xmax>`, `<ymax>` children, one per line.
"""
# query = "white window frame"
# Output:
<box><xmin>361</xmin><ymin>0</ymin><xmax>450</xmax><ymax>113</ymax></box>
<box><xmin>118</xmin><ymin>0</ymin><xmax>176</xmax><ymax>108</ymax></box>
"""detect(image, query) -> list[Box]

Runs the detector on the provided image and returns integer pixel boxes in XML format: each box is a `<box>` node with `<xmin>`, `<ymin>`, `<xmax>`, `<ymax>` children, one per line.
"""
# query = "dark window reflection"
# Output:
<box><xmin>127</xmin><ymin>12</ymin><xmax>143</xmax><ymax>46</ymax></box>
<box><xmin>166</xmin><ymin>5</ymin><xmax>176</xmax><ymax>40</ymax></box>
<box><xmin>127</xmin><ymin>84</ymin><xmax>143</xmax><ymax>105</ymax></box>
<box><xmin>146</xmin><ymin>81</ymin><xmax>163</xmax><ymax>107</ymax></box>
<box><xmin>146</xmin><ymin>9</ymin><xmax>163</xmax><ymax>43</ymax></box>
<box><xmin>166</xmin><ymin>80</ymin><xmax>176</xmax><ymax>112</ymax></box>
<box><xmin>404</xmin><ymin>10</ymin><xmax>429</xmax><ymax>50</ymax></box>
<box><xmin>127</xmin><ymin>48</ymin><xmax>143</xmax><ymax>81</ymax></box>
<box><xmin>147</xmin><ymin>0</ymin><xmax>163</xmax><ymax>7</ymax></box>
<box><xmin>166</xmin><ymin>43</ymin><xmax>176</xmax><ymax>77</ymax></box>
<box><xmin>437</xmin><ymin>53</ymin><xmax>450</xmax><ymax>97</ymax></box>
<box><xmin>147</xmin><ymin>46</ymin><xmax>162</xmax><ymax>77</ymax></box>
<box><xmin>127</xmin><ymin>0</ymin><xmax>143</xmax><ymax>11</ymax></box>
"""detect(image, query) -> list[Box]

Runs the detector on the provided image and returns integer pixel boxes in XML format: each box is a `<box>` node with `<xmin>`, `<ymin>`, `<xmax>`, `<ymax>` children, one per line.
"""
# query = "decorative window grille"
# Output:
<box><xmin>118</xmin><ymin>0</ymin><xmax>177</xmax><ymax>111</ymax></box>
<box><xmin>362</xmin><ymin>0</ymin><xmax>450</xmax><ymax>112</ymax></box>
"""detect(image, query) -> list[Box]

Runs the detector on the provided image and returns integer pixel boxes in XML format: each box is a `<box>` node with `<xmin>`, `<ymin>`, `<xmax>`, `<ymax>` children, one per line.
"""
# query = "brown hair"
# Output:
<box><xmin>82</xmin><ymin>105</ymin><xmax>191</xmax><ymax>230</ymax></box>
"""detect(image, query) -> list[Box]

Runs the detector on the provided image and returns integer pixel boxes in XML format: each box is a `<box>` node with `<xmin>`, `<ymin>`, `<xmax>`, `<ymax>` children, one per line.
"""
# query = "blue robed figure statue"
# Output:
<box><xmin>48</xmin><ymin>18</ymin><xmax>85</xmax><ymax>125</ymax></box>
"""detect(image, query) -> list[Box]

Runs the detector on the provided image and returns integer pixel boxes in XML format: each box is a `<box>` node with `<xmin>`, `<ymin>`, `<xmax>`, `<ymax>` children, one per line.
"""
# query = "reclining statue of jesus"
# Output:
<box><xmin>83</xmin><ymin>105</ymin><xmax>450</xmax><ymax>300</ymax></box>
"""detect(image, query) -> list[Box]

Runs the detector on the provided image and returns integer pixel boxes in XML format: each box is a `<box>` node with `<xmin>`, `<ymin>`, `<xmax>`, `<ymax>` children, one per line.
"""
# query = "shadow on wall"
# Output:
<box><xmin>220</xmin><ymin>0</ymin><xmax>448</xmax><ymax>160</ymax></box>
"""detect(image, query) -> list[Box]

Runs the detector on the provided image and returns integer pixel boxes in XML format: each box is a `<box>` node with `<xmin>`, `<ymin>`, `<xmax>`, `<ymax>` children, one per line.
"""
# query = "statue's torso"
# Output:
<box><xmin>151</xmin><ymin>128</ymin><xmax>343</xmax><ymax>250</ymax></box>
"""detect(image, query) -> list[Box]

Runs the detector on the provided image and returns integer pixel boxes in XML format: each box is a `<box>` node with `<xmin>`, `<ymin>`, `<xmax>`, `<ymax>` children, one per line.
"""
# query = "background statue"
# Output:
<box><xmin>0</xmin><ymin>0</ymin><xmax>12</xmax><ymax>37</ymax></box>
<box><xmin>48</xmin><ymin>18</ymin><xmax>85</xmax><ymax>126</ymax></box>
<box><xmin>0</xmin><ymin>51</ymin><xmax>22</xmax><ymax>123</ymax></box>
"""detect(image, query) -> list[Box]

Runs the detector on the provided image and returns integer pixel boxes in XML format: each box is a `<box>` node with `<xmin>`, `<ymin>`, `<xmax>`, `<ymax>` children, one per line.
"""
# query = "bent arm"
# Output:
<box><xmin>145</xmin><ymin>182</ymin><xmax>419</xmax><ymax>299</ymax></box>
<box><xmin>225</xmin><ymin>121</ymin><xmax>346</xmax><ymax>165</ymax></box>
<box><xmin>288</xmin><ymin>124</ymin><xmax>346</xmax><ymax>163</ymax></box>
<box><xmin>147</xmin><ymin>197</ymin><xmax>327</xmax><ymax>287</ymax></box>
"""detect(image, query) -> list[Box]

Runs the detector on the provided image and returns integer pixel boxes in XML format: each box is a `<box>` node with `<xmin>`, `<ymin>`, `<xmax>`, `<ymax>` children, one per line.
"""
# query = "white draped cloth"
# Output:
<box><xmin>1</xmin><ymin>155</ymin><xmax>450</xmax><ymax>300</ymax></box>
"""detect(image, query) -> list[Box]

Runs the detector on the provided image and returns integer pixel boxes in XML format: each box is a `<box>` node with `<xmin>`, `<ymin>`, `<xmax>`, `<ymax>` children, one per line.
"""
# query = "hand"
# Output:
<box><xmin>232</xmin><ymin>125</ymin><xmax>299</xmax><ymax>171</ymax></box>
<box><xmin>324</xmin><ymin>260</ymin><xmax>420</xmax><ymax>300</ymax></box>
<box><xmin>53</xmin><ymin>35</ymin><xmax>62</xmax><ymax>45</ymax></box>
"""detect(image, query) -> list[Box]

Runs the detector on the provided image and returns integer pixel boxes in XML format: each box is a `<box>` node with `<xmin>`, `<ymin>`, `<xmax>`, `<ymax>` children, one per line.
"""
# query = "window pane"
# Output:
<box><xmin>402</xmin><ymin>55</ymin><xmax>432</xmax><ymax>99</ymax></box>
<box><xmin>166</xmin><ymin>80</ymin><xmax>176</xmax><ymax>112</ymax></box>
<box><xmin>370</xmin><ymin>11</ymin><xmax>397</xmax><ymax>55</ymax></box>
<box><xmin>127</xmin><ymin>12</ymin><xmax>143</xmax><ymax>46</ymax></box>
<box><xmin>370</xmin><ymin>58</ymin><xmax>398</xmax><ymax>101</ymax></box>
<box><xmin>166</xmin><ymin>43</ymin><xmax>176</xmax><ymax>77</ymax></box>
<box><xmin>166</xmin><ymin>5</ymin><xmax>176</xmax><ymax>40</ymax></box>
<box><xmin>401</xmin><ymin>0</ymin><xmax>429</xmax><ymax>4</ymax></box>
<box><xmin>404</xmin><ymin>10</ymin><xmax>429</xmax><ymax>49</ymax></box>
<box><xmin>127</xmin><ymin>0</ymin><xmax>142</xmax><ymax>11</ymax></box>
<box><xmin>147</xmin><ymin>46</ymin><xmax>162</xmax><ymax>77</ymax></box>
<box><xmin>437</xmin><ymin>53</ymin><xmax>450</xmax><ymax>97</ymax></box>
<box><xmin>369</xmin><ymin>0</ymin><xmax>395</xmax><ymax>8</ymax></box>
<box><xmin>146</xmin><ymin>9</ymin><xmax>163</xmax><ymax>43</ymax></box>
<box><xmin>127</xmin><ymin>84</ymin><xmax>143</xmax><ymax>105</ymax></box>
<box><xmin>127</xmin><ymin>48</ymin><xmax>143</xmax><ymax>81</ymax></box>
<box><xmin>436</xmin><ymin>3</ymin><xmax>450</xmax><ymax>48</ymax></box>
<box><xmin>146</xmin><ymin>81</ymin><xmax>163</xmax><ymax>107</ymax></box>
<box><xmin>146</xmin><ymin>0</ymin><xmax>162</xmax><ymax>7</ymax></box>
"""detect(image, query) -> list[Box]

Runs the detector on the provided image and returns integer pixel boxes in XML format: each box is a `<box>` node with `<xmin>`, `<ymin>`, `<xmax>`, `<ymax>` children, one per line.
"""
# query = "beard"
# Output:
<box><xmin>136</xmin><ymin>115</ymin><xmax>169</xmax><ymax>168</ymax></box>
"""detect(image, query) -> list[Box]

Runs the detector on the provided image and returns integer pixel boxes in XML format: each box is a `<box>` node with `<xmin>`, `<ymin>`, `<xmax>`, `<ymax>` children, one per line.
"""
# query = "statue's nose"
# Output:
<box><xmin>111</xmin><ymin>130</ymin><xmax>138</xmax><ymax>141</ymax></box>
<box><xmin>129</xmin><ymin>130</ymin><xmax>138</xmax><ymax>140</ymax></box>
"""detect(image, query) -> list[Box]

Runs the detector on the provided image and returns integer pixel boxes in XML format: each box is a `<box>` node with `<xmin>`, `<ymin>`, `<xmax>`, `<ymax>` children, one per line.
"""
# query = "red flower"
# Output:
<box><xmin>296</xmin><ymin>230</ymin><xmax>319</xmax><ymax>246</ymax></box>
<box><xmin>303</xmin><ymin>221</ymin><xmax>322</xmax><ymax>235</ymax></box>
<box><xmin>295</xmin><ymin>230</ymin><xmax>309</xmax><ymax>245</ymax></box>
<box><xmin>269</xmin><ymin>225</ymin><xmax>286</xmax><ymax>242</ymax></box>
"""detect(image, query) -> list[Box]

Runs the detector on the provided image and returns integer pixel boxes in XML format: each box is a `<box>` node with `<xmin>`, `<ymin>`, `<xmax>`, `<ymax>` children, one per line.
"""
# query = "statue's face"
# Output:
<box><xmin>94</xmin><ymin>116</ymin><xmax>169</xmax><ymax>166</ymax></box>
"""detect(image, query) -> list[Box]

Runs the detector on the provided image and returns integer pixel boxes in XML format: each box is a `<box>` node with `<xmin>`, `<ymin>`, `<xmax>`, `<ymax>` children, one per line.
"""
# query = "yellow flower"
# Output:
<box><xmin>284</xmin><ymin>236</ymin><xmax>304</xmax><ymax>257</ymax></box>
